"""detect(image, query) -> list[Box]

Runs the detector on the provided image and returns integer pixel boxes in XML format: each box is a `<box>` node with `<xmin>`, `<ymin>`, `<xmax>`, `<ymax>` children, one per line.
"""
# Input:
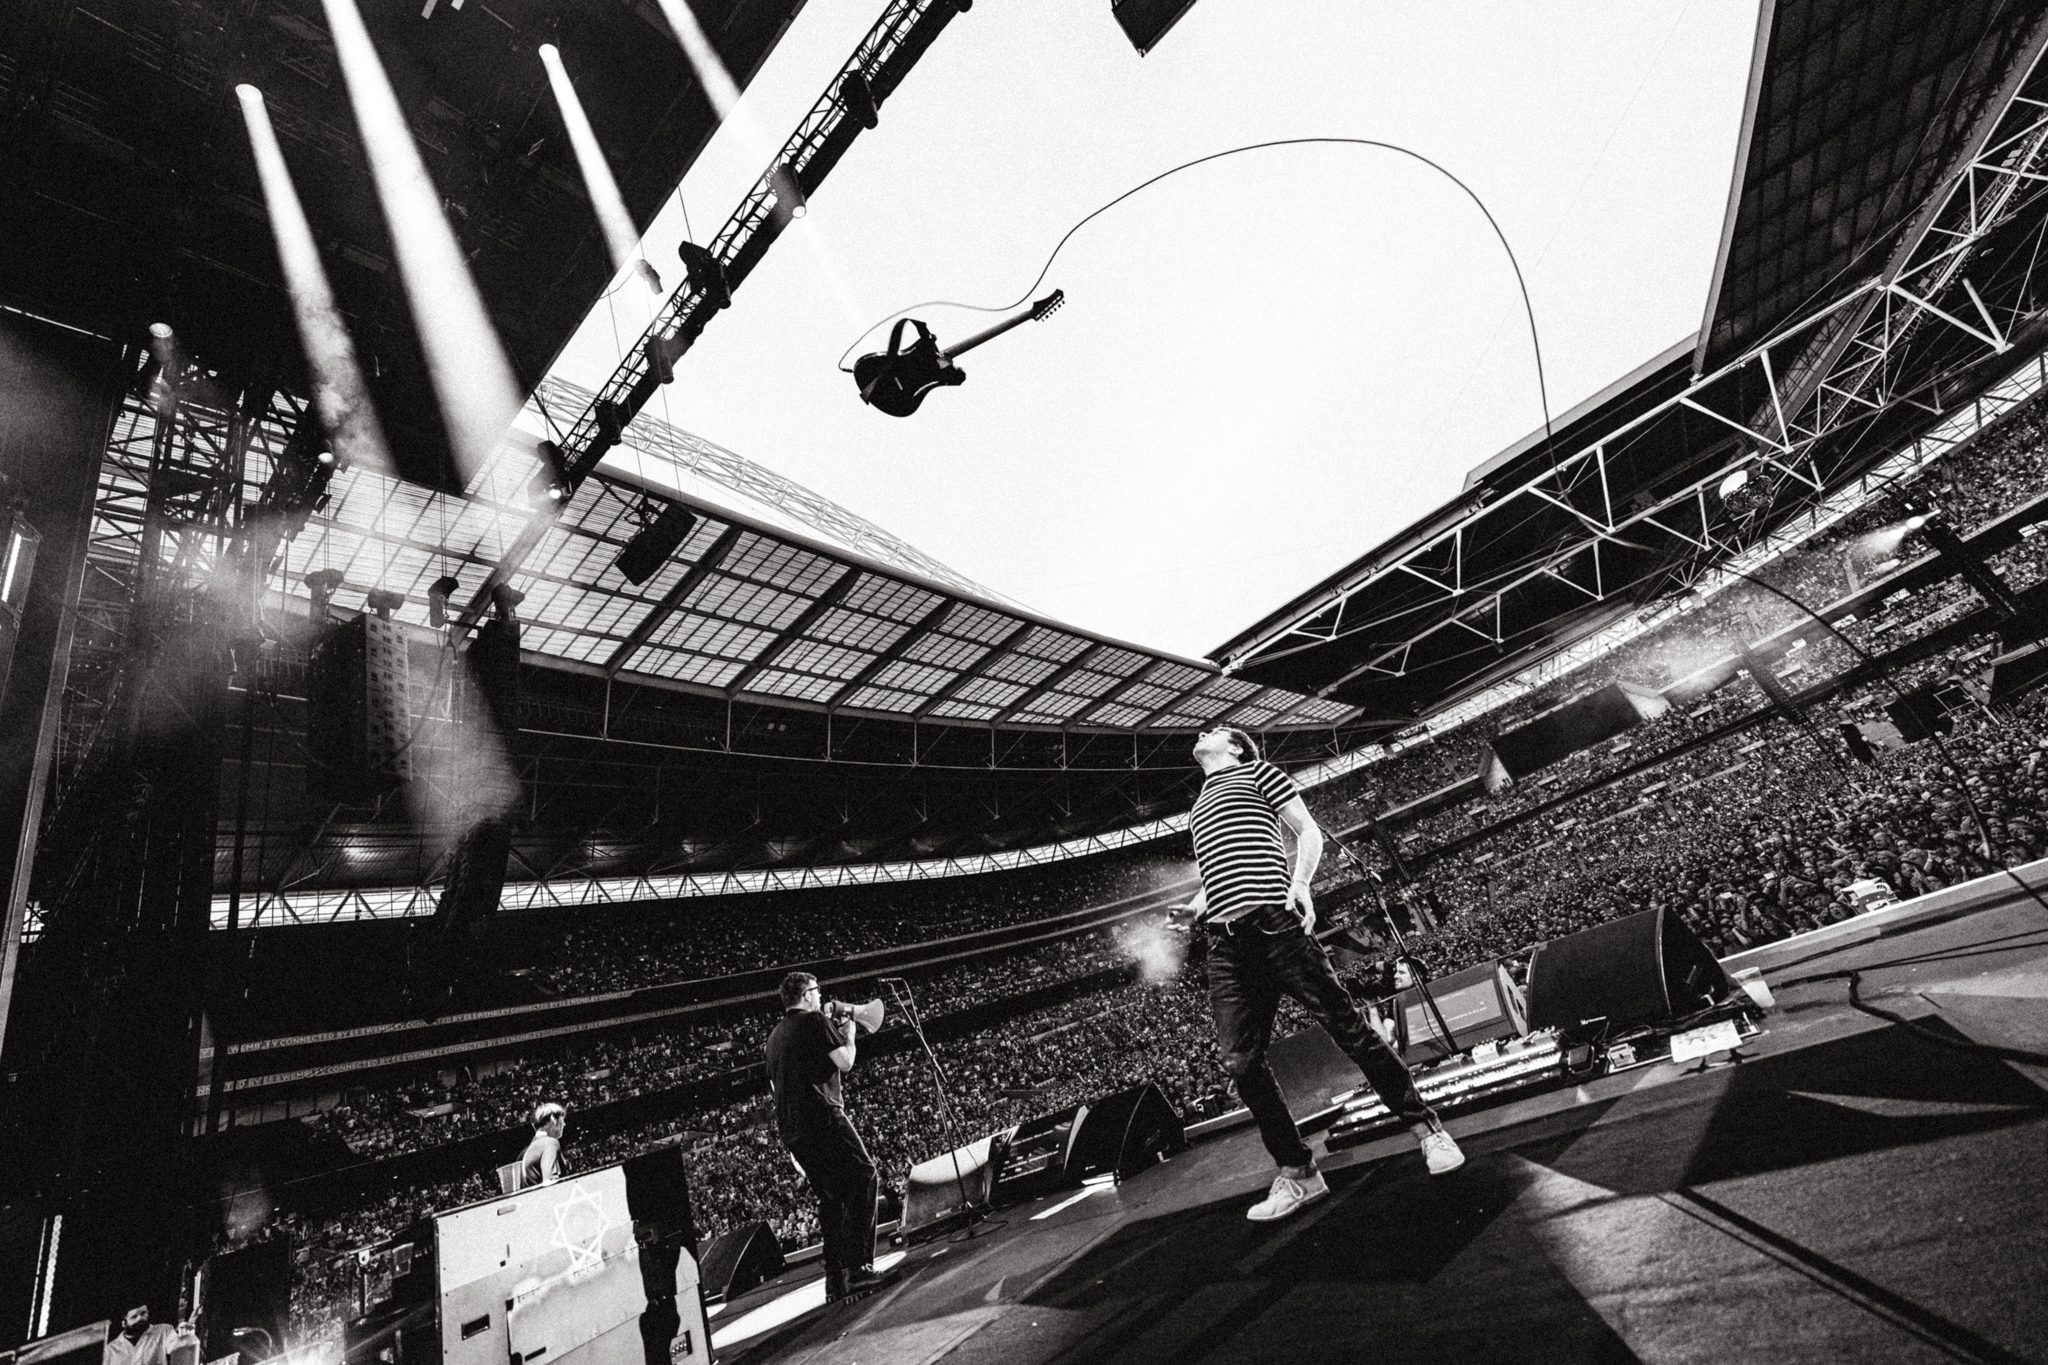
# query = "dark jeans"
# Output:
<box><xmin>1206</xmin><ymin>917</ymin><xmax>1435</xmax><ymax>1168</ymax></box>
<box><xmin>786</xmin><ymin>1110</ymin><xmax>879</xmax><ymax>1274</ymax></box>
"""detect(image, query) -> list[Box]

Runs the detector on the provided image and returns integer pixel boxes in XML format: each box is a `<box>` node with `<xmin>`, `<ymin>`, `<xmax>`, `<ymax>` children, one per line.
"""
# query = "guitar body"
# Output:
<box><xmin>854</xmin><ymin>341</ymin><xmax>964</xmax><ymax>418</ymax></box>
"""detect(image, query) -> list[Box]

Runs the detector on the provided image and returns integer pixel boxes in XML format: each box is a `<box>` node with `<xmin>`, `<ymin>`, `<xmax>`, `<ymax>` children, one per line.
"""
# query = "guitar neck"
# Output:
<box><xmin>941</xmin><ymin>307</ymin><xmax>1037</xmax><ymax>361</ymax></box>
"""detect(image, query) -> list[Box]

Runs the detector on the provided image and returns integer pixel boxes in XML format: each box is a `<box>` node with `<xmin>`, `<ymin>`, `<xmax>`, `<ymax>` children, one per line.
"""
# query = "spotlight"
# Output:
<box><xmin>678</xmin><ymin>241</ymin><xmax>730</xmax><ymax>309</ymax></box>
<box><xmin>305</xmin><ymin>567</ymin><xmax>346</xmax><ymax>619</ymax></box>
<box><xmin>148</xmin><ymin>322</ymin><xmax>175</xmax><ymax>341</ymax></box>
<box><xmin>594</xmin><ymin>398</ymin><xmax>627</xmax><ymax>449</ymax></box>
<box><xmin>768</xmin><ymin>161</ymin><xmax>807</xmax><ymax>219</ymax></box>
<box><xmin>644</xmin><ymin>331</ymin><xmax>685</xmax><ymax>386</ymax></box>
<box><xmin>527</xmin><ymin>438</ymin><xmax>571</xmax><ymax>507</ymax></box>
<box><xmin>615</xmin><ymin>501</ymin><xmax>697</xmax><ymax>585</ymax></box>
<box><xmin>489</xmin><ymin>582</ymin><xmax>525</xmax><ymax>623</ymax></box>
<box><xmin>838</xmin><ymin>70</ymin><xmax>879</xmax><ymax>129</ymax></box>
<box><xmin>1716</xmin><ymin>468</ymin><xmax>1750</xmax><ymax>500</ymax></box>
<box><xmin>365</xmin><ymin>588</ymin><xmax>405</xmax><ymax>619</ymax></box>
<box><xmin>1903</xmin><ymin>513</ymin><xmax>1930</xmax><ymax>532</ymax></box>
<box><xmin>427</xmin><ymin>575</ymin><xmax>459</xmax><ymax>628</ymax></box>
<box><xmin>634</xmin><ymin>259</ymin><xmax>663</xmax><ymax>294</ymax></box>
<box><xmin>316</xmin><ymin>450</ymin><xmax>336</xmax><ymax>466</ymax></box>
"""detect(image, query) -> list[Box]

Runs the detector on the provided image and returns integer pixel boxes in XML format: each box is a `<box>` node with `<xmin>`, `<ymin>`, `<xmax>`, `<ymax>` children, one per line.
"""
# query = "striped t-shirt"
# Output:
<box><xmin>1189</xmin><ymin>758</ymin><xmax>1302</xmax><ymax>925</ymax></box>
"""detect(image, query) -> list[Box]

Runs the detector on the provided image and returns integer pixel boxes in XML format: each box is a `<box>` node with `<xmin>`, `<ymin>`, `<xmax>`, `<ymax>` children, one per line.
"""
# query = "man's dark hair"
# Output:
<box><xmin>779</xmin><ymin>971</ymin><xmax>818</xmax><ymax>1009</ymax></box>
<box><xmin>1219</xmin><ymin>726</ymin><xmax>1259</xmax><ymax>763</ymax></box>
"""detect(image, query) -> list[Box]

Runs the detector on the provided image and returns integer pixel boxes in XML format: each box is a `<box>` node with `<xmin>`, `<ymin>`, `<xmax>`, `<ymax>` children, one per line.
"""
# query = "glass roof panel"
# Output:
<box><xmin>928</xmin><ymin>700</ymin><xmax>1004</xmax><ymax>721</ymax></box>
<box><xmin>902</xmin><ymin>633</ymin><xmax>992</xmax><ymax>670</ymax></box>
<box><xmin>842</xmin><ymin>684</ymin><xmax>926</xmax><ymax>712</ymax></box>
<box><xmin>950</xmin><ymin>677</ymin><xmax>1030</xmax><ymax>707</ymax></box>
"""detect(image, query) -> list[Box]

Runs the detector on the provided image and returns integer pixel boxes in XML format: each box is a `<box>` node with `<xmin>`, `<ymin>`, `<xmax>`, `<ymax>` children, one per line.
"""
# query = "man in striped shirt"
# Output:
<box><xmin>1184</xmin><ymin>725</ymin><xmax>1463</xmax><ymax>1221</ymax></box>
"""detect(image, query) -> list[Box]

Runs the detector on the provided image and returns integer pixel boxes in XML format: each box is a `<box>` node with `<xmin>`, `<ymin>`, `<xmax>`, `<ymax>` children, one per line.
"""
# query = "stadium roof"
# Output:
<box><xmin>1697</xmin><ymin>0</ymin><xmax>2048</xmax><ymax>372</ymax></box>
<box><xmin>1213</xmin><ymin>0</ymin><xmax>2048</xmax><ymax>731</ymax></box>
<box><xmin>281</xmin><ymin>393</ymin><xmax>1357</xmax><ymax>736</ymax></box>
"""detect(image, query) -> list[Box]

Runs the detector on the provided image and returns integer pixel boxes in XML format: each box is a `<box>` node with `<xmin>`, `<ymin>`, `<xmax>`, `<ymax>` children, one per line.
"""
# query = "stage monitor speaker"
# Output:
<box><xmin>989</xmin><ymin>1104</ymin><xmax>1086</xmax><ymax>1204</ymax></box>
<box><xmin>1380</xmin><ymin>959</ymin><xmax>1527</xmax><ymax>1066</ymax></box>
<box><xmin>1266</xmin><ymin>1026</ymin><xmax>1356</xmax><ymax>1121</ymax></box>
<box><xmin>200</xmin><ymin>1238</ymin><xmax>292</xmax><ymax>1364</ymax></box>
<box><xmin>1525</xmin><ymin>907</ymin><xmax>1731</xmax><ymax>1037</ymax></box>
<box><xmin>1066</xmin><ymin>1083</ymin><xmax>1185</xmax><ymax>1183</ymax></box>
<box><xmin>696</xmin><ymin>1222</ymin><xmax>782</xmax><ymax>1302</ymax></box>
<box><xmin>899</xmin><ymin>1130</ymin><xmax>1010</xmax><ymax>1238</ymax></box>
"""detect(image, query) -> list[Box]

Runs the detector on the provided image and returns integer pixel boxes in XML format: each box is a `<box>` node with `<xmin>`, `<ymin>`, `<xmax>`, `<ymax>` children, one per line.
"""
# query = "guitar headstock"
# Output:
<box><xmin>1030</xmin><ymin>289</ymin><xmax>1065</xmax><ymax>320</ymax></box>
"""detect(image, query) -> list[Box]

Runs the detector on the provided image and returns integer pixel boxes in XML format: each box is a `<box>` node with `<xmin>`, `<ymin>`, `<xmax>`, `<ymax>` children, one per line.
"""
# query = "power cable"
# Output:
<box><xmin>835</xmin><ymin>137</ymin><xmax>1555</xmax><ymax>460</ymax></box>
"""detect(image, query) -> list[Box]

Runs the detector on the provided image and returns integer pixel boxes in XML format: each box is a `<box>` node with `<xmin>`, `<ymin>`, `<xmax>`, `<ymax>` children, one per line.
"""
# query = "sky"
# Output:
<box><xmin>546</xmin><ymin>0</ymin><xmax>1762</xmax><ymax>660</ymax></box>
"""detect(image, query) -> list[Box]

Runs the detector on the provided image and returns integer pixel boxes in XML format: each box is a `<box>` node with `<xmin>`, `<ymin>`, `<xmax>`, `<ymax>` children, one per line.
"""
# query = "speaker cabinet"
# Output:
<box><xmin>1525</xmin><ymin>907</ymin><xmax>1731</xmax><ymax>1037</ymax></box>
<box><xmin>899</xmin><ymin>1130</ymin><xmax>1009</xmax><ymax>1238</ymax></box>
<box><xmin>1066</xmin><ymin>1083</ymin><xmax>1185</xmax><ymax>1183</ymax></box>
<box><xmin>307</xmin><ymin>613</ymin><xmax>414</xmax><ymax>802</ymax></box>
<box><xmin>990</xmin><ymin>1104</ymin><xmax>1086</xmax><ymax>1203</ymax></box>
<box><xmin>696</xmin><ymin>1222</ymin><xmax>782</xmax><ymax>1303</ymax></box>
<box><xmin>1265</xmin><ymin>1026</ymin><xmax>1357</xmax><ymax>1120</ymax></box>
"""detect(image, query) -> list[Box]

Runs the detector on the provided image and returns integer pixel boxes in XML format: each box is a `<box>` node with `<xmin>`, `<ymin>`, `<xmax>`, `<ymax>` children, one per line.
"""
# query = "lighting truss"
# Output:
<box><xmin>454</xmin><ymin>0</ymin><xmax>971</xmax><ymax>633</ymax></box>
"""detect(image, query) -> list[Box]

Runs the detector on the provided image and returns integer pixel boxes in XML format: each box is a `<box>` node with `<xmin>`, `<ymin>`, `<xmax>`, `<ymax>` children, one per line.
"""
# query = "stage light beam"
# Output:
<box><xmin>237</xmin><ymin>84</ymin><xmax>392</xmax><ymax>476</ymax></box>
<box><xmin>649</xmin><ymin>0</ymin><xmax>742</xmax><ymax>117</ymax></box>
<box><xmin>319</xmin><ymin>0</ymin><xmax>522</xmax><ymax>482</ymax></box>
<box><xmin>538</xmin><ymin>44</ymin><xmax>650</xmax><ymax>288</ymax></box>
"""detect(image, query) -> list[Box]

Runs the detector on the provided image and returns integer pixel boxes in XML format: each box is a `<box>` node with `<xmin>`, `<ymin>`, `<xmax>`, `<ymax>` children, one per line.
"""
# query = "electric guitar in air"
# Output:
<box><xmin>852</xmin><ymin>290</ymin><xmax>1064</xmax><ymax>418</ymax></box>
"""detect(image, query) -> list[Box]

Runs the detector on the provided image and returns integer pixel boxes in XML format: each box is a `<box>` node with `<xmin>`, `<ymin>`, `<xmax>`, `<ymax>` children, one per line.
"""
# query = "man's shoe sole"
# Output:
<box><xmin>1246</xmin><ymin>1185</ymin><xmax>1329</xmax><ymax>1222</ymax></box>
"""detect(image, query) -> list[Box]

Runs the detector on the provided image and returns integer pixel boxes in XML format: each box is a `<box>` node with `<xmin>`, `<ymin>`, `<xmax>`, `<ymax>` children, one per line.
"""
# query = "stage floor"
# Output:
<box><xmin>710</xmin><ymin>897</ymin><xmax>2048</xmax><ymax>1365</ymax></box>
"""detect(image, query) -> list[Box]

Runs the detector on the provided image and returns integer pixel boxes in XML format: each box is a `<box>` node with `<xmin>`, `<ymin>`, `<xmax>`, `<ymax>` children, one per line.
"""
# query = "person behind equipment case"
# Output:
<box><xmin>520</xmin><ymin>1101</ymin><xmax>568</xmax><ymax>1188</ymax></box>
<box><xmin>105</xmin><ymin>1306</ymin><xmax>197</xmax><ymax>1365</ymax></box>
<box><xmin>1178</xmin><ymin>725</ymin><xmax>1464</xmax><ymax>1224</ymax></box>
<box><xmin>765</xmin><ymin>972</ymin><xmax>896</xmax><ymax>1302</ymax></box>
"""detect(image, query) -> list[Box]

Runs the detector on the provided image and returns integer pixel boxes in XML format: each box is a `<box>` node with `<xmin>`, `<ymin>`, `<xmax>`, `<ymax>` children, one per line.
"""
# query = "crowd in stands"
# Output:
<box><xmin>527</xmin><ymin>849</ymin><xmax>1183</xmax><ymax>997</ymax></box>
<box><xmin>237</xmin><ymin>396</ymin><xmax>2048</xmax><ymax>1358</ymax></box>
<box><xmin>303</xmin><ymin>932</ymin><xmax>1132</xmax><ymax>1159</ymax></box>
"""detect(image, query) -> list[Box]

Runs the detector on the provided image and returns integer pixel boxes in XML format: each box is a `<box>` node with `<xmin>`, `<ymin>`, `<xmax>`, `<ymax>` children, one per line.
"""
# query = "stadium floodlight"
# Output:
<box><xmin>1716</xmin><ymin>467</ymin><xmax>1751</xmax><ymax>500</ymax></box>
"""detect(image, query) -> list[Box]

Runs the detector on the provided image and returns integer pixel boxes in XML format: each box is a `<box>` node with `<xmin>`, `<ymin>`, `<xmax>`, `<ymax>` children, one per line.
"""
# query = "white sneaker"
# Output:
<box><xmin>1246</xmin><ymin>1169</ymin><xmax>1329</xmax><ymax>1221</ymax></box>
<box><xmin>1419</xmin><ymin>1128</ymin><xmax>1465</xmax><ymax>1176</ymax></box>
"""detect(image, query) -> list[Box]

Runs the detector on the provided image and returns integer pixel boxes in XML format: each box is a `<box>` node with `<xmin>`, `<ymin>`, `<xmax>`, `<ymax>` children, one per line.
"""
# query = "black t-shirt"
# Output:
<box><xmin>765</xmin><ymin>1008</ymin><xmax>845</xmax><ymax>1141</ymax></box>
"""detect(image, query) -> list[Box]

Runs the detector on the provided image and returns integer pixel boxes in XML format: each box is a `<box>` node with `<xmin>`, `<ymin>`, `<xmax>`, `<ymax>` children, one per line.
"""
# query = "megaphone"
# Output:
<box><xmin>825</xmin><ymin>998</ymin><xmax>886</xmax><ymax>1034</ymax></box>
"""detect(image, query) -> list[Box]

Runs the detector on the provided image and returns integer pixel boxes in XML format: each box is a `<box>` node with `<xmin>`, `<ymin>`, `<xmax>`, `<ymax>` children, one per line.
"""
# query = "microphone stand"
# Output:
<box><xmin>1318</xmin><ymin>824</ymin><xmax>1459</xmax><ymax>1060</ymax></box>
<box><xmin>878</xmin><ymin>978</ymin><xmax>999</xmax><ymax>1240</ymax></box>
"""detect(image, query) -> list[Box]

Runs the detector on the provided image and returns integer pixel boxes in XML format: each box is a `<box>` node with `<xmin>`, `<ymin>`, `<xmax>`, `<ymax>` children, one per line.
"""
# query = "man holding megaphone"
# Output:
<box><xmin>765</xmin><ymin>972</ymin><xmax>894</xmax><ymax>1302</ymax></box>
